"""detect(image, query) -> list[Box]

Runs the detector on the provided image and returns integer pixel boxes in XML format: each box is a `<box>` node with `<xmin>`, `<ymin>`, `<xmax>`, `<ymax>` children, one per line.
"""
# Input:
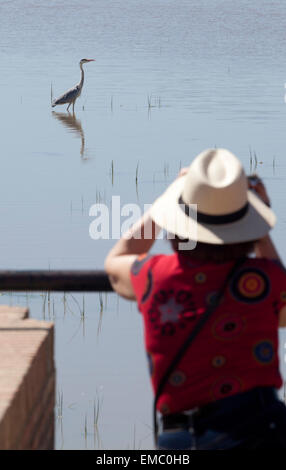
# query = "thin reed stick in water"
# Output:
<box><xmin>135</xmin><ymin>162</ymin><xmax>139</xmax><ymax>186</ymax></box>
<box><xmin>111</xmin><ymin>160</ymin><xmax>114</xmax><ymax>186</ymax></box>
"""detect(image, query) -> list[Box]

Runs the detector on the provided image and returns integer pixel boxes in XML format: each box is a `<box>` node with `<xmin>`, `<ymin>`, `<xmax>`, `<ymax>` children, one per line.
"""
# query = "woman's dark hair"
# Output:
<box><xmin>169</xmin><ymin>235</ymin><xmax>256</xmax><ymax>264</ymax></box>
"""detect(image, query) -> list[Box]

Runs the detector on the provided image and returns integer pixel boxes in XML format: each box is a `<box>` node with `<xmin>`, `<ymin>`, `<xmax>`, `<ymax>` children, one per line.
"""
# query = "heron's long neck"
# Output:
<box><xmin>79</xmin><ymin>63</ymin><xmax>85</xmax><ymax>89</ymax></box>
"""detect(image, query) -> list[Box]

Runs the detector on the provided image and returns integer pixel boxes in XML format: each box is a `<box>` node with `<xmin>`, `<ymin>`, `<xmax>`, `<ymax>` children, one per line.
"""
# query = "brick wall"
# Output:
<box><xmin>0</xmin><ymin>305</ymin><xmax>55</xmax><ymax>450</ymax></box>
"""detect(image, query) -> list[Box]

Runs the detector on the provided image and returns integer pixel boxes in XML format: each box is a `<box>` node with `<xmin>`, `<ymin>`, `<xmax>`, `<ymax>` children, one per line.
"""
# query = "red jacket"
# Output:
<box><xmin>130</xmin><ymin>253</ymin><xmax>285</xmax><ymax>414</ymax></box>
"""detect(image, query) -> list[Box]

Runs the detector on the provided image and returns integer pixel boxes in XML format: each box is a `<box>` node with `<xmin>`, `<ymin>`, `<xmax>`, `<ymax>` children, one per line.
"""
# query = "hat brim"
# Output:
<box><xmin>149</xmin><ymin>175</ymin><xmax>276</xmax><ymax>244</ymax></box>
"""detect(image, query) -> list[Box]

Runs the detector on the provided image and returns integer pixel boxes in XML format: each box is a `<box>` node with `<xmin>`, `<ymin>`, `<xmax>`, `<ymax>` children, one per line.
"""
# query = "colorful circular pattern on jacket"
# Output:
<box><xmin>212</xmin><ymin>313</ymin><xmax>245</xmax><ymax>340</ymax></box>
<box><xmin>212</xmin><ymin>376</ymin><xmax>242</xmax><ymax>400</ymax></box>
<box><xmin>253</xmin><ymin>340</ymin><xmax>274</xmax><ymax>364</ymax></box>
<box><xmin>195</xmin><ymin>272</ymin><xmax>207</xmax><ymax>284</ymax></box>
<box><xmin>230</xmin><ymin>268</ymin><xmax>270</xmax><ymax>303</ymax></box>
<box><xmin>205</xmin><ymin>291</ymin><xmax>220</xmax><ymax>306</ymax></box>
<box><xmin>212</xmin><ymin>355</ymin><xmax>226</xmax><ymax>368</ymax></box>
<box><xmin>159</xmin><ymin>402</ymin><xmax>170</xmax><ymax>415</ymax></box>
<box><xmin>168</xmin><ymin>370</ymin><xmax>186</xmax><ymax>387</ymax></box>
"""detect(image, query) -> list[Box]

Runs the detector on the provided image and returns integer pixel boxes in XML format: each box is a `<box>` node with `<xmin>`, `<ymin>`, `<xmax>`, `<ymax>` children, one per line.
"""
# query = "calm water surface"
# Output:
<box><xmin>1</xmin><ymin>0</ymin><xmax>286</xmax><ymax>449</ymax></box>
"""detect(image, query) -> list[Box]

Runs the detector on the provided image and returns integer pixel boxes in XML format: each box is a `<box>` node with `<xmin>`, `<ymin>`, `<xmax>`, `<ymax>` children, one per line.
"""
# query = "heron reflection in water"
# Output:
<box><xmin>52</xmin><ymin>111</ymin><xmax>87</xmax><ymax>160</ymax></box>
<box><xmin>52</xmin><ymin>58</ymin><xmax>95</xmax><ymax>113</ymax></box>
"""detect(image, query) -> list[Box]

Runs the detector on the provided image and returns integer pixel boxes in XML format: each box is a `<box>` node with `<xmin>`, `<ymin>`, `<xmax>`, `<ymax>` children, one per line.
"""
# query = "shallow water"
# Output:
<box><xmin>1</xmin><ymin>0</ymin><xmax>286</xmax><ymax>449</ymax></box>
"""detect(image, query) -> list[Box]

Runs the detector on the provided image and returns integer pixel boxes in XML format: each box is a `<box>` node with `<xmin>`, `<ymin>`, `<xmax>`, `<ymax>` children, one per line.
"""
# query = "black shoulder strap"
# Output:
<box><xmin>153</xmin><ymin>257</ymin><xmax>245</xmax><ymax>443</ymax></box>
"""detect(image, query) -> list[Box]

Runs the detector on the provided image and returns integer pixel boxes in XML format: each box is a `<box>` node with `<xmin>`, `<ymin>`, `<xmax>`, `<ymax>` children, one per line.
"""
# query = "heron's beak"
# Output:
<box><xmin>87</xmin><ymin>59</ymin><xmax>95</xmax><ymax>62</ymax></box>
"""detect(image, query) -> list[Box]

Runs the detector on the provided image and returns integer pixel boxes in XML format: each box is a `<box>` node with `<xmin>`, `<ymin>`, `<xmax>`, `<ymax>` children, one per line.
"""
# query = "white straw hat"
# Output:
<box><xmin>150</xmin><ymin>148</ymin><xmax>276</xmax><ymax>244</ymax></box>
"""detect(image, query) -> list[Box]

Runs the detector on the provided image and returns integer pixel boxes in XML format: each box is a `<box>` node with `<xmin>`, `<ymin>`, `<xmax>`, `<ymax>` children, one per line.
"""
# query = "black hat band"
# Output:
<box><xmin>178</xmin><ymin>195</ymin><xmax>249</xmax><ymax>225</ymax></box>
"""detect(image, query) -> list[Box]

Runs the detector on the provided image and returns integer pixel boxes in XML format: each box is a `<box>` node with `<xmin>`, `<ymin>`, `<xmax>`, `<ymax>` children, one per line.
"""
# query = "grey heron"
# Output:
<box><xmin>52</xmin><ymin>58</ymin><xmax>95</xmax><ymax>113</ymax></box>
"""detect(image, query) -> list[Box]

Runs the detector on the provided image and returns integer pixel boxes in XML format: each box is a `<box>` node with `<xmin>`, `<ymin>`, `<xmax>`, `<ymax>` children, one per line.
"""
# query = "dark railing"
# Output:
<box><xmin>0</xmin><ymin>270</ymin><xmax>113</xmax><ymax>292</ymax></box>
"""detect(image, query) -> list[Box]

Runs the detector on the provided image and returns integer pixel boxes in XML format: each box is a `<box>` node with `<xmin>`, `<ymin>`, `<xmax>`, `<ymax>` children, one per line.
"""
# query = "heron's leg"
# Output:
<box><xmin>67</xmin><ymin>102</ymin><xmax>71</xmax><ymax>112</ymax></box>
<box><xmin>72</xmin><ymin>101</ymin><xmax>75</xmax><ymax>114</ymax></box>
